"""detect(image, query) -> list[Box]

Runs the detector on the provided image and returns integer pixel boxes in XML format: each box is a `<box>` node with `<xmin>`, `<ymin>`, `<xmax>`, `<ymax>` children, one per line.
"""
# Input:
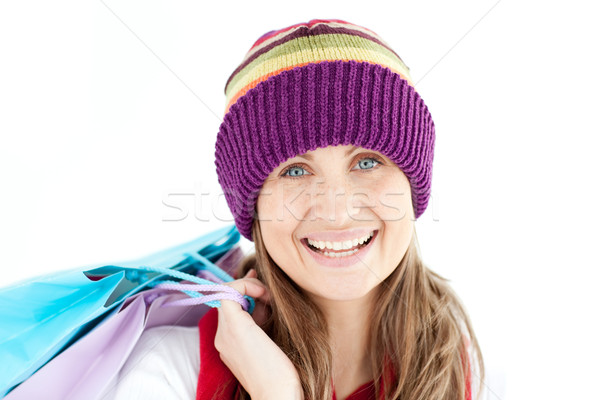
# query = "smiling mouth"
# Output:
<box><xmin>302</xmin><ymin>231</ymin><xmax>377</xmax><ymax>258</ymax></box>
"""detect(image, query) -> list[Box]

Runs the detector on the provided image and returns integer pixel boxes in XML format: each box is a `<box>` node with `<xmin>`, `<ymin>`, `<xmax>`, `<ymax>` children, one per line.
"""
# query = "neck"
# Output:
<box><xmin>310</xmin><ymin>291</ymin><xmax>376</xmax><ymax>390</ymax></box>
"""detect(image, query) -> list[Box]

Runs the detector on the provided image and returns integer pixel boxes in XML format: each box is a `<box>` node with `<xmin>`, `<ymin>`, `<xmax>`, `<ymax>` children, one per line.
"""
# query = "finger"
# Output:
<box><xmin>219</xmin><ymin>278</ymin><xmax>270</xmax><ymax>313</ymax></box>
<box><xmin>227</xmin><ymin>273</ymin><xmax>271</xmax><ymax>304</ymax></box>
<box><xmin>229</xmin><ymin>278</ymin><xmax>266</xmax><ymax>299</ymax></box>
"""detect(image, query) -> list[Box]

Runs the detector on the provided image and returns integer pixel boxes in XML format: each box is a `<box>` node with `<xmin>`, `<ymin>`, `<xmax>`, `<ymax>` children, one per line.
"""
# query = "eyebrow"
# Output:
<box><xmin>297</xmin><ymin>153</ymin><xmax>313</xmax><ymax>161</ymax></box>
<box><xmin>297</xmin><ymin>145</ymin><xmax>359</xmax><ymax>161</ymax></box>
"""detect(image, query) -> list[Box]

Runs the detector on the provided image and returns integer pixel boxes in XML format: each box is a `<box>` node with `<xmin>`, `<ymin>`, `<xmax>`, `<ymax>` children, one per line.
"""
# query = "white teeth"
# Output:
<box><xmin>307</xmin><ymin>231</ymin><xmax>374</xmax><ymax>251</ymax></box>
<box><xmin>323</xmin><ymin>248</ymin><xmax>359</xmax><ymax>257</ymax></box>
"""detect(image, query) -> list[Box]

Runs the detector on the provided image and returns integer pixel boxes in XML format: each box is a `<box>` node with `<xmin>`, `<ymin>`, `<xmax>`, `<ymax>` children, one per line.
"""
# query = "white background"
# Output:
<box><xmin>1</xmin><ymin>1</ymin><xmax>598</xmax><ymax>399</ymax></box>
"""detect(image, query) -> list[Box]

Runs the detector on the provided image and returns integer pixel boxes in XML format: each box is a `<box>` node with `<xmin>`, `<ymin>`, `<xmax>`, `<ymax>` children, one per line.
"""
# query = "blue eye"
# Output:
<box><xmin>282</xmin><ymin>165</ymin><xmax>308</xmax><ymax>178</ymax></box>
<box><xmin>281</xmin><ymin>156</ymin><xmax>382</xmax><ymax>179</ymax></box>
<box><xmin>356</xmin><ymin>157</ymin><xmax>380</xmax><ymax>170</ymax></box>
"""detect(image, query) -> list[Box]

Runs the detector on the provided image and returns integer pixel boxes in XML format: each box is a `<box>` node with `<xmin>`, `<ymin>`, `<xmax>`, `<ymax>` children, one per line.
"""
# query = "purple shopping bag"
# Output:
<box><xmin>4</xmin><ymin>245</ymin><xmax>244</xmax><ymax>400</ymax></box>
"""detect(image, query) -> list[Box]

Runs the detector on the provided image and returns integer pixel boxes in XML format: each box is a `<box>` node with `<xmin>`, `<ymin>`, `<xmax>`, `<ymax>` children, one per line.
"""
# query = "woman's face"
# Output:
<box><xmin>256</xmin><ymin>144</ymin><xmax>414</xmax><ymax>303</ymax></box>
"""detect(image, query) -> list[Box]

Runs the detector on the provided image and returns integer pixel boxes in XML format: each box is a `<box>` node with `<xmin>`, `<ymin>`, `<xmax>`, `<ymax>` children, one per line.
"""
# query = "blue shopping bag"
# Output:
<box><xmin>0</xmin><ymin>224</ymin><xmax>241</xmax><ymax>397</ymax></box>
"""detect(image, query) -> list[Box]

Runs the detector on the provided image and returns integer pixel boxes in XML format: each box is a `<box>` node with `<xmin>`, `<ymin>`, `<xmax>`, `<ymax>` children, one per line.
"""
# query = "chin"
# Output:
<box><xmin>307</xmin><ymin>283</ymin><xmax>378</xmax><ymax>303</ymax></box>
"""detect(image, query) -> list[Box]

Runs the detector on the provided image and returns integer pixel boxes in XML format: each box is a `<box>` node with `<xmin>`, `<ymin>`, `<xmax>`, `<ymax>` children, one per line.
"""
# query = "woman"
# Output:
<box><xmin>111</xmin><ymin>18</ymin><xmax>485</xmax><ymax>400</ymax></box>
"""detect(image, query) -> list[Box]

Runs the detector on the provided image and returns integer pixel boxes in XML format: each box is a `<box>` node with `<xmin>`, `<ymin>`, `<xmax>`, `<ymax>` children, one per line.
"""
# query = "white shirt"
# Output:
<box><xmin>100</xmin><ymin>325</ymin><xmax>200</xmax><ymax>400</ymax></box>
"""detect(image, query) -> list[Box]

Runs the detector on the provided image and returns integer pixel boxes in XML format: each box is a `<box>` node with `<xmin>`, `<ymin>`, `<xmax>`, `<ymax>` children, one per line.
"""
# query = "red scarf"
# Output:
<box><xmin>195</xmin><ymin>309</ymin><xmax>472</xmax><ymax>400</ymax></box>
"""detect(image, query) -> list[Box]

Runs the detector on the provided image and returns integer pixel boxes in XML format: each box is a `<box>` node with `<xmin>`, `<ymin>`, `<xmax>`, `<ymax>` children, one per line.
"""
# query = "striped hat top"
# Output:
<box><xmin>223</xmin><ymin>19</ymin><xmax>415</xmax><ymax>114</ymax></box>
<box><xmin>215</xmin><ymin>19</ymin><xmax>435</xmax><ymax>241</ymax></box>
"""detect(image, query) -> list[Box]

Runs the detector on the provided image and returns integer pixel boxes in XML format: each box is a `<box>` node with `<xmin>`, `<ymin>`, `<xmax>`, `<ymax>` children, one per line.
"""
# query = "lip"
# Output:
<box><xmin>300</xmin><ymin>230</ymin><xmax>378</xmax><ymax>267</ymax></box>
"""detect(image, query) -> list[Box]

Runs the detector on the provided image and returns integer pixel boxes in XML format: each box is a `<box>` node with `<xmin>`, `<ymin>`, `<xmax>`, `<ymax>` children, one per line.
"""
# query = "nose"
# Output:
<box><xmin>308</xmin><ymin>176</ymin><xmax>373</xmax><ymax>225</ymax></box>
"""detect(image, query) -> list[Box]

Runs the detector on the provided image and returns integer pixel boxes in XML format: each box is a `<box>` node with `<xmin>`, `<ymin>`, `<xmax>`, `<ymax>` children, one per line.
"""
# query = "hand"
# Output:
<box><xmin>214</xmin><ymin>269</ymin><xmax>303</xmax><ymax>400</ymax></box>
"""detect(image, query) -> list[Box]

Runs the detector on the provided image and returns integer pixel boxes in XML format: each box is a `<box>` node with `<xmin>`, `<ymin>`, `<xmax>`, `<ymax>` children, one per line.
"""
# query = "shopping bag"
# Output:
<box><xmin>4</xmin><ymin>244</ymin><xmax>247</xmax><ymax>400</ymax></box>
<box><xmin>0</xmin><ymin>224</ymin><xmax>241</xmax><ymax>397</ymax></box>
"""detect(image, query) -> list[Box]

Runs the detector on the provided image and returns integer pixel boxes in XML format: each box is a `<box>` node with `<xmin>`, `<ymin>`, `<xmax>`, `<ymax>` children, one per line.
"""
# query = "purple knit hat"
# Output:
<box><xmin>215</xmin><ymin>19</ymin><xmax>435</xmax><ymax>241</ymax></box>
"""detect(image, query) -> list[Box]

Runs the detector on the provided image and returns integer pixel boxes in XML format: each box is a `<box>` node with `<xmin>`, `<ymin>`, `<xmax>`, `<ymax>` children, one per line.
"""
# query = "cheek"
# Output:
<box><xmin>372</xmin><ymin>176</ymin><xmax>414</xmax><ymax>266</ymax></box>
<box><xmin>258</xmin><ymin>218</ymin><xmax>290</xmax><ymax>271</ymax></box>
<box><xmin>257</xmin><ymin>182</ymin><xmax>310</xmax><ymax>223</ymax></box>
<box><xmin>372</xmin><ymin>176</ymin><xmax>413</xmax><ymax>222</ymax></box>
<box><xmin>257</xmin><ymin>189</ymin><xmax>299</xmax><ymax>266</ymax></box>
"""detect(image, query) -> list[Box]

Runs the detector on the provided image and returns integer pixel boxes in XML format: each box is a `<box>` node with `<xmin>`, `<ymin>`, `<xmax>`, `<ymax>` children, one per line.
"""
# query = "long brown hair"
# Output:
<box><xmin>233</xmin><ymin>218</ymin><xmax>485</xmax><ymax>399</ymax></box>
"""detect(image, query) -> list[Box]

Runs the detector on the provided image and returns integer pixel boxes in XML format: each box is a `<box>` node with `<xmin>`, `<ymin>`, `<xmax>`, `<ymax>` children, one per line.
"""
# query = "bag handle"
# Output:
<box><xmin>139</xmin><ymin>256</ymin><xmax>256</xmax><ymax>313</ymax></box>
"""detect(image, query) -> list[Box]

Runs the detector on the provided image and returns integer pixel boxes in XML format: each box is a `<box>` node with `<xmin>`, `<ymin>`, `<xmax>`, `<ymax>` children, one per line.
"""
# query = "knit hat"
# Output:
<box><xmin>215</xmin><ymin>19</ymin><xmax>435</xmax><ymax>241</ymax></box>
